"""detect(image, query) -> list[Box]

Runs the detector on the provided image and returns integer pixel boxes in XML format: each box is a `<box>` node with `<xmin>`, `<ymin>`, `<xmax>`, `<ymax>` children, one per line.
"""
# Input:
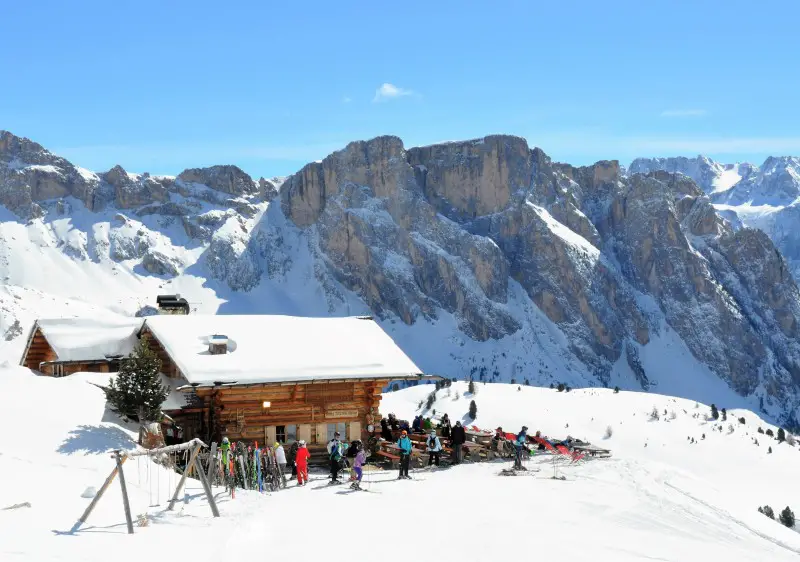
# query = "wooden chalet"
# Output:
<box><xmin>20</xmin><ymin>313</ymin><xmax>429</xmax><ymax>460</ymax></box>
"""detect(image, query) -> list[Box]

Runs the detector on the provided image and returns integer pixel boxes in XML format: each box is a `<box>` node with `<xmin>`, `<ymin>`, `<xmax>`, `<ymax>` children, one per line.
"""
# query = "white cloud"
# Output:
<box><xmin>660</xmin><ymin>109</ymin><xmax>708</xmax><ymax>117</ymax></box>
<box><xmin>373</xmin><ymin>83</ymin><xmax>414</xmax><ymax>103</ymax></box>
<box><xmin>342</xmin><ymin>97</ymin><xmax>352</xmax><ymax>104</ymax></box>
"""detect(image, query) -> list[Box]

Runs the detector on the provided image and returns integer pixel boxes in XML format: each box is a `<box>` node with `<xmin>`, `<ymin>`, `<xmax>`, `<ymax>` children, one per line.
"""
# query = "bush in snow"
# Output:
<box><xmin>727</xmin><ymin>424</ymin><xmax>734</xmax><ymax>434</ymax></box>
<box><xmin>604</xmin><ymin>425</ymin><xmax>613</xmax><ymax>439</ymax></box>
<box><xmin>510</xmin><ymin>378</ymin><xmax>517</xmax><ymax>385</ymax></box>
<box><xmin>101</xmin><ymin>340</ymin><xmax>167</xmax><ymax>429</ymax></box>
<box><xmin>557</xmin><ymin>383</ymin><xmax>566</xmax><ymax>392</ymax></box>
<box><xmin>565</xmin><ymin>385</ymin><xmax>572</xmax><ymax>392</ymax></box>
<box><xmin>425</xmin><ymin>392</ymin><xmax>436</xmax><ymax>411</ymax></box>
<box><xmin>758</xmin><ymin>505</ymin><xmax>775</xmax><ymax>519</ymax></box>
<box><xmin>550</xmin><ymin>383</ymin><xmax>555</xmax><ymax>389</ymax></box>
<box><xmin>738</xmin><ymin>417</ymin><xmax>746</xmax><ymax>425</ymax></box>
<box><xmin>454</xmin><ymin>391</ymin><xmax>460</xmax><ymax>401</ymax></box>
<box><xmin>468</xmin><ymin>400</ymin><xmax>477</xmax><ymax>420</ymax></box>
<box><xmin>721</xmin><ymin>408</ymin><xmax>727</xmax><ymax>422</ymax></box>
<box><xmin>766</xmin><ymin>428</ymin><xmax>774</xmax><ymax>437</ymax></box>
<box><xmin>650</xmin><ymin>406</ymin><xmax>660</xmax><ymax>421</ymax></box>
<box><xmin>613</xmin><ymin>386</ymin><xmax>620</xmax><ymax>393</ymax></box>
<box><xmin>136</xmin><ymin>513</ymin><xmax>150</xmax><ymax>527</ymax></box>
<box><xmin>710</xmin><ymin>404</ymin><xmax>719</xmax><ymax>420</ymax></box>
<box><xmin>446</xmin><ymin>388</ymin><xmax>451</xmax><ymax>398</ymax></box>
<box><xmin>670</xmin><ymin>411</ymin><xmax>677</xmax><ymax>420</ymax></box>
<box><xmin>468</xmin><ymin>379</ymin><xmax>475</xmax><ymax>394</ymax></box>
<box><xmin>777</xmin><ymin>428</ymin><xmax>786</xmax><ymax>442</ymax></box>
<box><xmin>769</xmin><ymin>446</ymin><xmax>773</xmax><ymax>454</ymax></box>
<box><xmin>786</xmin><ymin>433</ymin><xmax>796</xmax><ymax>446</ymax></box>
<box><xmin>779</xmin><ymin>506</ymin><xmax>795</xmax><ymax>528</ymax></box>
<box><xmin>758</xmin><ymin>427</ymin><xmax>765</xmax><ymax>434</ymax></box>
<box><xmin>417</xmin><ymin>400</ymin><xmax>423</xmax><ymax>410</ymax></box>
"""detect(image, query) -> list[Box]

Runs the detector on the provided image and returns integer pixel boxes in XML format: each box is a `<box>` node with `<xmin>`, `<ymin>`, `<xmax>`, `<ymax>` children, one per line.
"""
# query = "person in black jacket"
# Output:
<box><xmin>287</xmin><ymin>441</ymin><xmax>300</xmax><ymax>477</ymax></box>
<box><xmin>440</xmin><ymin>414</ymin><xmax>451</xmax><ymax>439</ymax></box>
<box><xmin>450</xmin><ymin>421</ymin><xmax>466</xmax><ymax>464</ymax></box>
<box><xmin>380</xmin><ymin>418</ymin><xmax>393</xmax><ymax>441</ymax></box>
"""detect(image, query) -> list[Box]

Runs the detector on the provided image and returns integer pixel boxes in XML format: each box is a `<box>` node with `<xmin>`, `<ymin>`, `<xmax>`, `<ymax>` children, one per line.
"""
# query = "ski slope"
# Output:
<box><xmin>1</xmin><ymin>368</ymin><xmax>799</xmax><ymax>562</ymax></box>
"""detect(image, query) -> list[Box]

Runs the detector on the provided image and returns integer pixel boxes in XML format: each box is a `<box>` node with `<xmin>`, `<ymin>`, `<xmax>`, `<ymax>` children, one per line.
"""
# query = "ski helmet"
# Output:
<box><xmin>222</xmin><ymin>437</ymin><xmax>229</xmax><ymax>443</ymax></box>
<box><xmin>299</xmin><ymin>440</ymin><xmax>306</xmax><ymax>446</ymax></box>
<box><xmin>522</xmin><ymin>426</ymin><xmax>528</xmax><ymax>431</ymax></box>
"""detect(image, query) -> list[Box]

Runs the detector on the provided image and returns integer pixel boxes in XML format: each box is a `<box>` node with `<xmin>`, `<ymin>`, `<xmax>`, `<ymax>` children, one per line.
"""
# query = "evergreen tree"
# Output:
<box><xmin>549</xmin><ymin>383</ymin><xmax>555</xmax><ymax>389</ymax></box>
<box><xmin>613</xmin><ymin>386</ymin><xmax>620</xmax><ymax>394</ymax></box>
<box><xmin>766</xmin><ymin>428</ymin><xmax>774</xmax><ymax>437</ymax></box>
<box><xmin>721</xmin><ymin>408</ymin><xmax>727</xmax><ymax>421</ymax></box>
<box><xmin>468</xmin><ymin>400</ymin><xmax>477</xmax><ymax>420</ymax></box>
<box><xmin>777</xmin><ymin>428</ymin><xmax>786</xmax><ymax>442</ymax></box>
<box><xmin>425</xmin><ymin>391</ymin><xmax>436</xmax><ymax>410</ymax></box>
<box><xmin>779</xmin><ymin>506</ymin><xmax>795</xmax><ymax>528</ymax></box>
<box><xmin>759</xmin><ymin>505</ymin><xmax>775</xmax><ymax>519</ymax></box>
<box><xmin>102</xmin><ymin>340</ymin><xmax>167</xmax><ymax>426</ymax></box>
<box><xmin>758</xmin><ymin>427</ymin><xmax>765</xmax><ymax>434</ymax></box>
<box><xmin>710</xmin><ymin>404</ymin><xmax>719</xmax><ymax>420</ymax></box>
<box><xmin>557</xmin><ymin>382</ymin><xmax>566</xmax><ymax>392</ymax></box>
<box><xmin>468</xmin><ymin>379</ymin><xmax>475</xmax><ymax>394</ymax></box>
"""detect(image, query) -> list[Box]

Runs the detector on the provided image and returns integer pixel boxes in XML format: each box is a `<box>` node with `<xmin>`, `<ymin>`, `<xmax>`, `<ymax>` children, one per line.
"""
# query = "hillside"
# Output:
<box><xmin>2</xmin><ymin>367</ymin><xmax>799</xmax><ymax>562</ymax></box>
<box><xmin>2</xmin><ymin>131</ymin><xmax>800</xmax><ymax>426</ymax></box>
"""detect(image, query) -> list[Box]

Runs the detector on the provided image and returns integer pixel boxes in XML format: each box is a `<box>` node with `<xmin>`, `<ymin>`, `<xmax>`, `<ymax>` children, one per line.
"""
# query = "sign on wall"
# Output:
<box><xmin>325</xmin><ymin>410</ymin><xmax>359</xmax><ymax>419</ymax></box>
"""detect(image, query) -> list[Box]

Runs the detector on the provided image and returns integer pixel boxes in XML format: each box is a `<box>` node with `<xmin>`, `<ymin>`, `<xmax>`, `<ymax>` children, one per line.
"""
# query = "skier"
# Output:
<box><xmin>514</xmin><ymin>426</ymin><xmax>529</xmax><ymax>470</ymax></box>
<box><xmin>350</xmin><ymin>441</ymin><xmax>367</xmax><ymax>490</ymax></box>
<box><xmin>295</xmin><ymin>440</ymin><xmax>310</xmax><ymax>486</ymax></box>
<box><xmin>274</xmin><ymin>442</ymin><xmax>287</xmax><ymax>485</ymax></box>
<box><xmin>327</xmin><ymin>431</ymin><xmax>344</xmax><ymax>483</ymax></box>
<box><xmin>491</xmin><ymin>426</ymin><xmax>506</xmax><ymax>454</ymax></box>
<box><xmin>450</xmin><ymin>421</ymin><xmax>466</xmax><ymax>464</ymax></box>
<box><xmin>397</xmin><ymin>430</ymin><xmax>413</xmax><ymax>479</ymax></box>
<box><xmin>426</xmin><ymin>429</ymin><xmax>442</xmax><ymax>467</ymax></box>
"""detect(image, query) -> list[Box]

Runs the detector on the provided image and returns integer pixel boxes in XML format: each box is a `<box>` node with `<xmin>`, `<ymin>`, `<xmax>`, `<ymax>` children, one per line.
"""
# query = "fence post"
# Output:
<box><xmin>114</xmin><ymin>451</ymin><xmax>134</xmax><ymax>534</ymax></box>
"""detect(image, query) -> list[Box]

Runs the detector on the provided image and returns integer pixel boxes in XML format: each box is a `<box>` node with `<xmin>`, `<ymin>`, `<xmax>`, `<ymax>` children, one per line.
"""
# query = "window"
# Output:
<box><xmin>327</xmin><ymin>423</ymin><xmax>346</xmax><ymax>442</ymax></box>
<box><xmin>276</xmin><ymin>425</ymin><xmax>286</xmax><ymax>443</ymax></box>
<box><xmin>285</xmin><ymin>424</ymin><xmax>297</xmax><ymax>442</ymax></box>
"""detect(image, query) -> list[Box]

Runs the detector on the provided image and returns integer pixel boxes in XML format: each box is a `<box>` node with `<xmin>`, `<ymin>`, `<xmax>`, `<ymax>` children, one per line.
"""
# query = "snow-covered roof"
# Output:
<box><xmin>143</xmin><ymin>314</ymin><xmax>423</xmax><ymax>386</ymax></box>
<box><xmin>33</xmin><ymin>317</ymin><xmax>145</xmax><ymax>362</ymax></box>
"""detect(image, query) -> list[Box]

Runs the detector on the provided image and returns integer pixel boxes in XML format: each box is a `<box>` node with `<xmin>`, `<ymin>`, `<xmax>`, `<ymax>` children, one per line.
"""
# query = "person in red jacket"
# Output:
<box><xmin>295</xmin><ymin>440</ymin><xmax>311</xmax><ymax>486</ymax></box>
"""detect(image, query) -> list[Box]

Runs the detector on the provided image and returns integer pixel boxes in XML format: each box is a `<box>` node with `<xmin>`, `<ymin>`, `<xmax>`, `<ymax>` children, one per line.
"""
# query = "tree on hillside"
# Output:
<box><xmin>779</xmin><ymin>506</ymin><xmax>795</xmax><ymax>528</ymax></box>
<box><xmin>557</xmin><ymin>383</ymin><xmax>566</xmax><ymax>392</ymax></box>
<box><xmin>777</xmin><ymin>428</ymin><xmax>786</xmax><ymax>443</ymax></box>
<box><xmin>766</xmin><ymin>428</ymin><xmax>774</xmax><ymax>437</ymax></box>
<box><xmin>468</xmin><ymin>379</ymin><xmax>475</xmax><ymax>394</ymax></box>
<box><xmin>710</xmin><ymin>404</ymin><xmax>719</xmax><ymax>420</ymax></box>
<box><xmin>550</xmin><ymin>383</ymin><xmax>555</xmax><ymax>389</ymax></box>
<box><xmin>425</xmin><ymin>391</ymin><xmax>436</xmax><ymax>411</ymax></box>
<box><xmin>101</xmin><ymin>340</ymin><xmax>167</xmax><ymax>430</ymax></box>
<box><xmin>758</xmin><ymin>505</ymin><xmax>775</xmax><ymax>519</ymax></box>
<box><xmin>613</xmin><ymin>386</ymin><xmax>620</xmax><ymax>393</ymax></box>
<box><xmin>468</xmin><ymin>400</ymin><xmax>477</xmax><ymax>420</ymax></box>
<box><xmin>721</xmin><ymin>408</ymin><xmax>727</xmax><ymax>421</ymax></box>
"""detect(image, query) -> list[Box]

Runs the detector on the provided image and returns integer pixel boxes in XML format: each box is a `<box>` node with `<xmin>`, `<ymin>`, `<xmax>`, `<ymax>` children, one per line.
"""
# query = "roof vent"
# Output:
<box><xmin>208</xmin><ymin>334</ymin><xmax>228</xmax><ymax>355</ymax></box>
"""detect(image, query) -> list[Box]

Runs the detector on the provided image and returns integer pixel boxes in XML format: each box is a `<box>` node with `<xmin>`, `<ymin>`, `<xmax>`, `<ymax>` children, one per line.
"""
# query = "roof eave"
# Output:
<box><xmin>176</xmin><ymin>372</ymin><xmax>439</xmax><ymax>392</ymax></box>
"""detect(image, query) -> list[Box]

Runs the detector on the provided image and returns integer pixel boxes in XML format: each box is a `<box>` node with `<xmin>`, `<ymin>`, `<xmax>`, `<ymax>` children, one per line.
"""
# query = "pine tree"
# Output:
<box><xmin>425</xmin><ymin>391</ymin><xmax>436</xmax><ymax>410</ymax></box>
<box><xmin>777</xmin><ymin>428</ymin><xmax>786</xmax><ymax>442</ymax></box>
<box><xmin>549</xmin><ymin>383</ymin><xmax>555</xmax><ymax>389</ymax></box>
<box><xmin>710</xmin><ymin>404</ymin><xmax>719</xmax><ymax>420</ymax></box>
<box><xmin>779</xmin><ymin>506</ymin><xmax>795</xmax><ymax>528</ymax></box>
<box><xmin>613</xmin><ymin>386</ymin><xmax>620</xmax><ymax>394</ymax></box>
<box><xmin>759</xmin><ymin>505</ymin><xmax>775</xmax><ymax>519</ymax></box>
<box><xmin>766</xmin><ymin>428</ymin><xmax>774</xmax><ymax>437</ymax></box>
<box><xmin>102</xmin><ymin>340</ymin><xmax>167</xmax><ymax>425</ymax></box>
<box><xmin>721</xmin><ymin>408</ymin><xmax>727</xmax><ymax>421</ymax></box>
<box><xmin>557</xmin><ymin>383</ymin><xmax>566</xmax><ymax>392</ymax></box>
<box><xmin>468</xmin><ymin>379</ymin><xmax>475</xmax><ymax>394</ymax></box>
<box><xmin>468</xmin><ymin>400</ymin><xmax>477</xmax><ymax>420</ymax></box>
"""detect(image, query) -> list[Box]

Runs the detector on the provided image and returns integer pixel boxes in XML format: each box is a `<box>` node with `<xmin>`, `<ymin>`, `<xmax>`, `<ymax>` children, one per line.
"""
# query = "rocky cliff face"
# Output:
<box><xmin>2</xmin><ymin>130</ymin><xmax>800</xmax><ymax>425</ymax></box>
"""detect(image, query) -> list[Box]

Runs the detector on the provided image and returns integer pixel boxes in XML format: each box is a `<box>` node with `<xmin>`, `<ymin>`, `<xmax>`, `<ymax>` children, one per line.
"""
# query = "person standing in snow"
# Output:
<box><xmin>274</xmin><ymin>442</ymin><xmax>287</xmax><ymax>485</ymax></box>
<box><xmin>397</xmin><ymin>430</ymin><xmax>413</xmax><ymax>479</ymax></box>
<box><xmin>295</xmin><ymin>440</ymin><xmax>310</xmax><ymax>486</ymax></box>
<box><xmin>426</xmin><ymin>429</ymin><xmax>442</xmax><ymax>467</ymax></box>
<box><xmin>350</xmin><ymin>441</ymin><xmax>367</xmax><ymax>490</ymax></box>
<box><xmin>287</xmin><ymin>441</ymin><xmax>299</xmax><ymax>477</ymax></box>
<box><xmin>327</xmin><ymin>431</ymin><xmax>344</xmax><ymax>483</ymax></box>
<box><xmin>514</xmin><ymin>426</ymin><xmax>529</xmax><ymax>470</ymax></box>
<box><xmin>450</xmin><ymin>421</ymin><xmax>466</xmax><ymax>464</ymax></box>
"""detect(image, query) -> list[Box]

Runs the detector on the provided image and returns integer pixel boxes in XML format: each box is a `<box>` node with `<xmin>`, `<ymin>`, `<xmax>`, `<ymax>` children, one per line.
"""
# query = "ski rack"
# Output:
<box><xmin>72</xmin><ymin>438</ymin><xmax>219</xmax><ymax>534</ymax></box>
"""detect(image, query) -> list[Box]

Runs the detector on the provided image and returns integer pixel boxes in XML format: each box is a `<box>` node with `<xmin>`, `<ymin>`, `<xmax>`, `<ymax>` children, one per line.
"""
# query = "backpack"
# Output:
<box><xmin>428</xmin><ymin>436</ymin><xmax>437</xmax><ymax>449</ymax></box>
<box><xmin>347</xmin><ymin>440</ymin><xmax>361</xmax><ymax>458</ymax></box>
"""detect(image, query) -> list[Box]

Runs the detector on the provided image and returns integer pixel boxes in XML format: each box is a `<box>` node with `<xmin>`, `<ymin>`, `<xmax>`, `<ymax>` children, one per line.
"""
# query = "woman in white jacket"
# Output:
<box><xmin>426</xmin><ymin>430</ymin><xmax>443</xmax><ymax>467</ymax></box>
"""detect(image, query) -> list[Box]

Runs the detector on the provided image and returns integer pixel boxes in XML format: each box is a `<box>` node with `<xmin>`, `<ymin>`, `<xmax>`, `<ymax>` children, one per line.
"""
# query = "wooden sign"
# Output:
<box><xmin>326</xmin><ymin>410</ymin><xmax>358</xmax><ymax>419</ymax></box>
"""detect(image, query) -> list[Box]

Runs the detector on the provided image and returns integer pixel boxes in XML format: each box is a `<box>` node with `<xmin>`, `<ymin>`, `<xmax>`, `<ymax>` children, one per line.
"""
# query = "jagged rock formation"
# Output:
<box><xmin>2</xmin><ymin>130</ymin><xmax>800</xmax><ymax>424</ymax></box>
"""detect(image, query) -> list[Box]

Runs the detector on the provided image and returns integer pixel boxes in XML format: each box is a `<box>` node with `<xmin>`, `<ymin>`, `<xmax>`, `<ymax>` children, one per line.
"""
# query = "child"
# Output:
<box><xmin>350</xmin><ymin>442</ymin><xmax>367</xmax><ymax>490</ymax></box>
<box><xmin>295</xmin><ymin>440</ymin><xmax>310</xmax><ymax>486</ymax></box>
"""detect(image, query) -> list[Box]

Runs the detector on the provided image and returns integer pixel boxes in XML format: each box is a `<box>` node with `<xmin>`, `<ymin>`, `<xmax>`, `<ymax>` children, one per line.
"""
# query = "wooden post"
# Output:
<box><xmin>206</xmin><ymin>442</ymin><xmax>217</xmax><ymax>484</ymax></box>
<box><xmin>167</xmin><ymin>443</ymin><xmax>202</xmax><ymax>511</ymax></box>
<box><xmin>114</xmin><ymin>451</ymin><xmax>134</xmax><ymax>535</ymax></box>
<box><xmin>193</xmin><ymin>457</ymin><xmax>220</xmax><ymax>517</ymax></box>
<box><xmin>76</xmin><ymin>455</ymin><xmax>128</xmax><ymax>528</ymax></box>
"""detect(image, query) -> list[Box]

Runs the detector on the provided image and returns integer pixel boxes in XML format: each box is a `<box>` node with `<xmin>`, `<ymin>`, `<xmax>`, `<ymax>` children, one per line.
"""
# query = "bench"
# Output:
<box><xmin>375</xmin><ymin>450</ymin><xmax>400</xmax><ymax>469</ymax></box>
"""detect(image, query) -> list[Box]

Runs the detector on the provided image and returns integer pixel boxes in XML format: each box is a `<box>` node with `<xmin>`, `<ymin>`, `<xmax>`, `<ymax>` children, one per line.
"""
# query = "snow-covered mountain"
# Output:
<box><xmin>3</xmin><ymin>131</ymin><xmax>800</xmax><ymax>426</ymax></box>
<box><xmin>2</xmin><ymin>366</ymin><xmax>799</xmax><ymax>561</ymax></box>
<box><xmin>629</xmin><ymin>155</ymin><xmax>800</xmax><ymax>281</ymax></box>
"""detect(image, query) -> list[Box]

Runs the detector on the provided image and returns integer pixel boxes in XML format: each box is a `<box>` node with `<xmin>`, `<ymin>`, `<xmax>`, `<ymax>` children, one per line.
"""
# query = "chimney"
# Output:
<box><xmin>208</xmin><ymin>334</ymin><xmax>228</xmax><ymax>355</ymax></box>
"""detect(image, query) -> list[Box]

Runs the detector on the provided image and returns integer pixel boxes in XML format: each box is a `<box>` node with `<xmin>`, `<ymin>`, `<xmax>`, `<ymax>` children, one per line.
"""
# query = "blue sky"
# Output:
<box><xmin>2</xmin><ymin>0</ymin><xmax>799</xmax><ymax>178</ymax></box>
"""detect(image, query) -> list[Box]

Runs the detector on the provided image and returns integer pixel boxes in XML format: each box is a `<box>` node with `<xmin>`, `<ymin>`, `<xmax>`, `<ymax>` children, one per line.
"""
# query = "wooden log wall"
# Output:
<box><xmin>139</xmin><ymin>327</ymin><xmax>182</xmax><ymax>378</ymax></box>
<box><xmin>22</xmin><ymin>328</ymin><xmax>56</xmax><ymax>371</ymax></box>
<box><xmin>194</xmin><ymin>380</ymin><xmax>389</xmax><ymax>443</ymax></box>
<box><xmin>22</xmin><ymin>328</ymin><xmax>115</xmax><ymax>376</ymax></box>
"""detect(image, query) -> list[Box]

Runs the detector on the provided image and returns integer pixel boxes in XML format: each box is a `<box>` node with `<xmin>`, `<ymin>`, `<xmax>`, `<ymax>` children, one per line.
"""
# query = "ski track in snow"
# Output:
<box><xmin>1</xmin><ymin>369</ymin><xmax>800</xmax><ymax>561</ymax></box>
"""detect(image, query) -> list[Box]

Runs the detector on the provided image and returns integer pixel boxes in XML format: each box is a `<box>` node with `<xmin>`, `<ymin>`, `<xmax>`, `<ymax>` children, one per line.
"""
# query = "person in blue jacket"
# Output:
<box><xmin>426</xmin><ymin>429</ymin><xmax>443</xmax><ymax>467</ymax></box>
<box><xmin>397</xmin><ymin>430</ymin><xmax>413</xmax><ymax>479</ymax></box>
<box><xmin>514</xmin><ymin>426</ymin><xmax>529</xmax><ymax>470</ymax></box>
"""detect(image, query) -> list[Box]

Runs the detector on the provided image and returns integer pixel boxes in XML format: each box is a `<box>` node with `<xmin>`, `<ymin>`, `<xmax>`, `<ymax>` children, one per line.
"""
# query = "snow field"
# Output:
<box><xmin>1</xmin><ymin>369</ymin><xmax>800</xmax><ymax>561</ymax></box>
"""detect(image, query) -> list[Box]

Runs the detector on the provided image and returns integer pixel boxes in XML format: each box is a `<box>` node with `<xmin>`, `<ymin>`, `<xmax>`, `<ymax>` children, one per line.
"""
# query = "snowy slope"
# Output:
<box><xmin>2</xmin><ymin>367</ymin><xmax>800</xmax><ymax>562</ymax></box>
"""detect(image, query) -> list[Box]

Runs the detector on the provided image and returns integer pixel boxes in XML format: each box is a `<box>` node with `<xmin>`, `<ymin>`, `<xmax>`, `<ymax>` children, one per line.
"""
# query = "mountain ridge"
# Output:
<box><xmin>2</xmin><ymin>130</ymin><xmax>800</xmax><ymax>427</ymax></box>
